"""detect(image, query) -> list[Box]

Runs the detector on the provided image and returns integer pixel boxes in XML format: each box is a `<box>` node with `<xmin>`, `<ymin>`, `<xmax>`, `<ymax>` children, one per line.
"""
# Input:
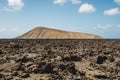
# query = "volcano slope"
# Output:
<box><xmin>17</xmin><ymin>27</ymin><xmax>102</xmax><ymax>39</ymax></box>
<box><xmin>0</xmin><ymin>39</ymin><xmax>120</xmax><ymax>80</ymax></box>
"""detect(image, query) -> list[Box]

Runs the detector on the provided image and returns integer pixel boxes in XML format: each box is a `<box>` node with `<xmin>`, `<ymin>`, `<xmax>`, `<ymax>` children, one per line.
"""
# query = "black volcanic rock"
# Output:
<box><xmin>0</xmin><ymin>39</ymin><xmax>120</xmax><ymax>80</ymax></box>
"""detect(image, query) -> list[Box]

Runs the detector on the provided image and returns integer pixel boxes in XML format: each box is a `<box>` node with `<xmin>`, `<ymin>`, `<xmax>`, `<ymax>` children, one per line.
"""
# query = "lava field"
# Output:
<box><xmin>0</xmin><ymin>39</ymin><xmax>120</xmax><ymax>80</ymax></box>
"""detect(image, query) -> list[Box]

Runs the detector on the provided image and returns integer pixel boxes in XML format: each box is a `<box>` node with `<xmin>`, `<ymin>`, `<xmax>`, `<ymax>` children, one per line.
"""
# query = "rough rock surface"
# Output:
<box><xmin>0</xmin><ymin>39</ymin><xmax>120</xmax><ymax>80</ymax></box>
<box><xmin>17</xmin><ymin>27</ymin><xmax>102</xmax><ymax>39</ymax></box>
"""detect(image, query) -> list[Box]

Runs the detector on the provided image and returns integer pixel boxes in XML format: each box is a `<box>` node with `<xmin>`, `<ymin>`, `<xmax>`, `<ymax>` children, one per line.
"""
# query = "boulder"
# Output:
<box><xmin>96</xmin><ymin>55</ymin><xmax>107</xmax><ymax>64</ymax></box>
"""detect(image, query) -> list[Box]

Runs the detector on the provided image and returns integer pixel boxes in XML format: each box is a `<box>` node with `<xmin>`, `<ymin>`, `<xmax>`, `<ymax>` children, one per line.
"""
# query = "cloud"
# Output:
<box><xmin>114</xmin><ymin>0</ymin><xmax>120</xmax><ymax>5</ymax></box>
<box><xmin>78</xmin><ymin>3</ymin><xmax>96</xmax><ymax>13</ymax></box>
<box><xmin>97</xmin><ymin>24</ymin><xmax>112</xmax><ymax>29</ymax></box>
<box><xmin>4</xmin><ymin>0</ymin><xmax>24</xmax><ymax>11</ymax></box>
<box><xmin>117</xmin><ymin>24</ymin><xmax>120</xmax><ymax>28</ymax></box>
<box><xmin>0</xmin><ymin>28</ymin><xmax>6</xmax><ymax>32</ymax></box>
<box><xmin>0</xmin><ymin>27</ymin><xmax>20</xmax><ymax>38</ymax></box>
<box><xmin>53</xmin><ymin>0</ymin><xmax>67</xmax><ymax>5</ymax></box>
<box><xmin>104</xmin><ymin>8</ymin><xmax>120</xmax><ymax>16</ymax></box>
<box><xmin>0</xmin><ymin>27</ymin><xmax>18</xmax><ymax>32</ymax></box>
<box><xmin>71</xmin><ymin>0</ymin><xmax>81</xmax><ymax>4</ymax></box>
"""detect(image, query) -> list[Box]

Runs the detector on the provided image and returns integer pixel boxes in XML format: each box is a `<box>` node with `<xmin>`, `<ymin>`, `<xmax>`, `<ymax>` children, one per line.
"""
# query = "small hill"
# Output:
<box><xmin>17</xmin><ymin>27</ymin><xmax>102</xmax><ymax>39</ymax></box>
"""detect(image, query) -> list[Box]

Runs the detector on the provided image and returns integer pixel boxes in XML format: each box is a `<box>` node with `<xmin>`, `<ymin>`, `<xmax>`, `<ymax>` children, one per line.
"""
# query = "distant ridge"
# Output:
<box><xmin>17</xmin><ymin>27</ymin><xmax>102</xmax><ymax>39</ymax></box>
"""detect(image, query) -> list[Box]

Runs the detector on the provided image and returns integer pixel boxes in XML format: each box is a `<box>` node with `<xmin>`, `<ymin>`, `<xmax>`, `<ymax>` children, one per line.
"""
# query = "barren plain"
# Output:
<box><xmin>0</xmin><ymin>39</ymin><xmax>120</xmax><ymax>80</ymax></box>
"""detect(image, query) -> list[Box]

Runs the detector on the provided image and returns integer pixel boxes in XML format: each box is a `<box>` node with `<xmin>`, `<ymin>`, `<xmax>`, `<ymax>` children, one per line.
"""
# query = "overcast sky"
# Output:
<box><xmin>0</xmin><ymin>0</ymin><xmax>120</xmax><ymax>38</ymax></box>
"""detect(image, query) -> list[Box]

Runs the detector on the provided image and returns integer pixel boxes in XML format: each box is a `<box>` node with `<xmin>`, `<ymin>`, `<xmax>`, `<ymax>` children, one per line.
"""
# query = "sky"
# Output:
<box><xmin>0</xmin><ymin>0</ymin><xmax>120</xmax><ymax>38</ymax></box>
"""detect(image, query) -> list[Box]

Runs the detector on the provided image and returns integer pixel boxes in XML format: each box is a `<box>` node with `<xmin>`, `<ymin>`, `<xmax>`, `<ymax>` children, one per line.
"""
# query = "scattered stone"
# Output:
<box><xmin>58</xmin><ymin>64</ymin><xmax>66</xmax><ymax>71</ymax></box>
<box><xmin>67</xmin><ymin>63</ymin><xmax>77</xmax><ymax>75</ymax></box>
<box><xmin>20</xmin><ymin>73</ymin><xmax>30</xmax><ymax>78</ymax></box>
<box><xmin>14</xmin><ymin>44</ymin><xmax>22</xmax><ymax>48</ymax></box>
<box><xmin>0</xmin><ymin>58</ymin><xmax>7</xmax><ymax>64</ymax></box>
<box><xmin>10</xmin><ymin>63</ymin><xmax>22</xmax><ymax>71</ymax></box>
<box><xmin>10</xmin><ymin>60</ymin><xmax>16</xmax><ymax>64</ymax></box>
<box><xmin>70</xmin><ymin>54</ymin><xmax>81</xmax><ymax>61</ymax></box>
<box><xmin>96</xmin><ymin>55</ymin><xmax>107</xmax><ymax>64</ymax></box>
<box><xmin>44</xmin><ymin>63</ymin><xmax>54</xmax><ymax>74</ymax></box>
<box><xmin>0</xmin><ymin>68</ymin><xmax>4</xmax><ymax>72</ymax></box>
<box><xmin>5</xmin><ymin>76</ymin><xmax>13</xmax><ymax>80</ymax></box>
<box><xmin>103</xmin><ymin>48</ymin><xmax>113</xmax><ymax>55</ymax></box>
<box><xmin>63</xmin><ymin>54</ymin><xmax>81</xmax><ymax>61</ymax></box>
<box><xmin>15</xmin><ymin>55</ymin><xmax>29</xmax><ymax>62</ymax></box>
<box><xmin>79</xmin><ymin>71</ymin><xmax>85</xmax><ymax>76</ymax></box>
<box><xmin>0</xmin><ymin>73</ymin><xmax>4</xmax><ymax>78</ymax></box>
<box><xmin>25</xmin><ymin>62</ymin><xmax>33</xmax><ymax>67</ymax></box>
<box><xmin>94</xmin><ymin>74</ymin><xmax>108</xmax><ymax>79</ymax></box>
<box><xmin>0</xmin><ymin>50</ymin><xmax>3</xmax><ymax>54</ymax></box>
<box><xmin>0</xmin><ymin>40</ymin><xmax>120</xmax><ymax>80</ymax></box>
<box><xmin>56</xmin><ymin>56</ymin><xmax>62</xmax><ymax>61</ymax></box>
<box><xmin>11</xmin><ymin>71</ymin><xmax>18</xmax><ymax>76</ymax></box>
<box><xmin>108</xmin><ymin>56</ymin><xmax>115</xmax><ymax>62</ymax></box>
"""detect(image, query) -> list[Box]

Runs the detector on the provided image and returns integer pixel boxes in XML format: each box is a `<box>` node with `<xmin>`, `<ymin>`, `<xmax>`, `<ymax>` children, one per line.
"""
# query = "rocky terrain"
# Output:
<box><xmin>0</xmin><ymin>39</ymin><xmax>120</xmax><ymax>80</ymax></box>
<box><xmin>17</xmin><ymin>27</ymin><xmax>102</xmax><ymax>39</ymax></box>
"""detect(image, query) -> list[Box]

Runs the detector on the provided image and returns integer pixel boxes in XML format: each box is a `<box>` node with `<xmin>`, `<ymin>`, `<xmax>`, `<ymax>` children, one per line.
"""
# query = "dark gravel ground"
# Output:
<box><xmin>0</xmin><ymin>39</ymin><xmax>120</xmax><ymax>80</ymax></box>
